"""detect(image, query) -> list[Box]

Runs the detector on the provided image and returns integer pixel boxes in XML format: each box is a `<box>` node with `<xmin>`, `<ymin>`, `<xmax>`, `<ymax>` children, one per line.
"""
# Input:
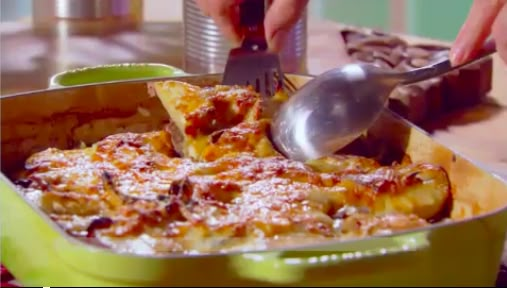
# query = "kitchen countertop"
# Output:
<box><xmin>1</xmin><ymin>19</ymin><xmax>506</xmax><ymax>180</ymax></box>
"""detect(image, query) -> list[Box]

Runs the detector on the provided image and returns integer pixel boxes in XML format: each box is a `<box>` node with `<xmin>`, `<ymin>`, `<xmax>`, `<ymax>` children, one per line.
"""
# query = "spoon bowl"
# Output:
<box><xmin>271</xmin><ymin>64</ymin><xmax>399</xmax><ymax>162</ymax></box>
<box><xmin>271</xmin><ymin>39</ymin><xmax>497</xmax><ymax>162</ymax></box>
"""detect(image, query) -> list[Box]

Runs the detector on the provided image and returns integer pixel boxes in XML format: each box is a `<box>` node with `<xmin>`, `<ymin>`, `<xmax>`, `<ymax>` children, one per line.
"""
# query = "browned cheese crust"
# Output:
<box><xmin>14</xmin><ymin>81</ymin><xmax>452</xmax><ymax>255</ymax></box>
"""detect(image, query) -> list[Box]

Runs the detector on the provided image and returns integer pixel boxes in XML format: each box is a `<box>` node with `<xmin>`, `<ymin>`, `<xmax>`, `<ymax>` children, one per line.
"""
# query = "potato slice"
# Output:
<box><xmin>305</xmin><ymin>155</ymin><xmax>381</xmax><ymax>174</ymax></box>
<box><xmin>151</xmin><ymin>81</ymin><xmax>270</xmax><ymax>160</ymax></box>
<box><xmin>201</xmin><ymin>119</ymin><xmax>280</xmax><ymax>161</ymax></box>
<box><xmin>345</xmin><ymin>163</ymin><xmax>451</xmax><ymax>220</ymax></box>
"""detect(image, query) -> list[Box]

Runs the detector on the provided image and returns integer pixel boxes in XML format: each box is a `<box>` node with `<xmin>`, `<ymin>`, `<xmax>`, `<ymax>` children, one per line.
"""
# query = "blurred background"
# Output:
<box><xmin>0</xmin><ymin>0</ymin><xmax>475</xmax><ymax>94</ymax></box>
<box><xmin>1</xmin><ymin>0</ymin><xmax>472</xmax><ymax>41</ymax></box>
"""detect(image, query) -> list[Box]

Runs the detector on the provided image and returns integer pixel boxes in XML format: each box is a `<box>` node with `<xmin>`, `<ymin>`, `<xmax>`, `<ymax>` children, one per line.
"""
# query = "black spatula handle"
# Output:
<box><xmin>239</xmin><ymin>0</ymin><xmax>268</xmax><ymax>51</ymax></box>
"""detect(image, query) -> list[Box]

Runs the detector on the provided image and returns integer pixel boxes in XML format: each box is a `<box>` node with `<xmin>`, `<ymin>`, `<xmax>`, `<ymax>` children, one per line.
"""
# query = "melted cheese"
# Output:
<box><xmin>14</xmin><ymin>81</ymin><xmax>452</xmax><ymax>255</ymax></box>
<box><xmin>151</xmin><ymin>81</ymin><xmax>263</xmax><ymax>160</ymax></box>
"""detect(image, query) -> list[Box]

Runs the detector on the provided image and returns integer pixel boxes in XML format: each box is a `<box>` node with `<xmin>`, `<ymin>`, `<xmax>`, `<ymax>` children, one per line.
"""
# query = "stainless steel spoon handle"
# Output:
<box><xmin>399</xmin><ymin>38</ymin><xmax>497</xmax><ymax>85</ymax></box>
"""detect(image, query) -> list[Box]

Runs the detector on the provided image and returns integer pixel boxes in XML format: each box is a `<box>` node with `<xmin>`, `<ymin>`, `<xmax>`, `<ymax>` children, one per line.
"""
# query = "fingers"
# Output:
<box><xmin>195</xmin><ymin>0</ymin><xmax>308</xmax><ymax>51</ymax></box>
<box><xmin>450</xmin><ymin>0</ymin><xmax>506</xmax><ymax>65</ymax></box>
<box><xmin>264</xmin><ymin>0</ymin><xmax>309</xmax><ymax>52</ymax></box>
<box><xmin>492</xmin><ymin>3</ymin><xmax>507</xmax><ymax>64</ymax></box>
<box><xmin>195</xmin><ymin>0</ymin><xmax>243</xmax><ymax>45</ymax></box>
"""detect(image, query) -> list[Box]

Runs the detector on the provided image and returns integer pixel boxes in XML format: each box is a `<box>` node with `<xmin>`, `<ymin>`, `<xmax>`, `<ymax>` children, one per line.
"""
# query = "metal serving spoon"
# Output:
<box><xmin>271</xmin><ymin>39</ymin><xmax>497</xmax><ymax>162</ymax></box>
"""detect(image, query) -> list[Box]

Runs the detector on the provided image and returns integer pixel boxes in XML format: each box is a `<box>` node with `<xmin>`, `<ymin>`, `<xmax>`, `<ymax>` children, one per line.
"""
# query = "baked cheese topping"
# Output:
<box><xmin>14</xmin><ymin>81</ymin><xmax>452</xmax><ymax>255</ymax></box>
<box><xmin>151</xmin><ymin>81</ymin><xmax>263</xmax><ymax>160</ymax></box>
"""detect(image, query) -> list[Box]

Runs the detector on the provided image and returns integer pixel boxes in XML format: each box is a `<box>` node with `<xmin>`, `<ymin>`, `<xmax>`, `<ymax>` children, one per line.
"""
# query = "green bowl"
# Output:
<box><xmin>49</xmin><ymin>63</ymin><xmax>186</xmax><ymax>88</ymax></box>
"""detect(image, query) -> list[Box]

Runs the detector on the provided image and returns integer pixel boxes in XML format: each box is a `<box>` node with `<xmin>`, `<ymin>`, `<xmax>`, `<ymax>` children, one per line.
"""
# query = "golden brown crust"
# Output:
<box><xmin>151</xmin><ymin>81</ymin><xmax>263</xmax><ymax>160</ymax></box>
<box><xmin>16</xmin><ymin>146</ymin><xmax>450</xmax><ymax>254</ymax></box>
<box><xmin>14</xmin><ymin>81</ymin><xmax>453</xmax><ymax>255</ymax></box>
<box><xmin>201</xmin><ymin>119</ymin><xmax>280</xmax><ymax>161</ymax></box>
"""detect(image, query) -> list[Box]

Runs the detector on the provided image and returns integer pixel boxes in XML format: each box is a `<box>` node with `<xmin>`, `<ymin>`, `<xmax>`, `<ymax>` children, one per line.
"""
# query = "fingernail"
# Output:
<box><xmin>450</xmin><ymin>48</ymin><xmax>466</xmax><ymax>66</ymax></box>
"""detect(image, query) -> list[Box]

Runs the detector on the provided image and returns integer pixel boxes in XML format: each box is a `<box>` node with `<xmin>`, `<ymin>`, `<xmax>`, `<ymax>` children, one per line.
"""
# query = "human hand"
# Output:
<box><xmin>450</xmin><ymin>0</ymin><xmax>507</xmax><ymax>65</ymax></box>
<box><xmin>195</xmin><ymin>0</ymin><xmax>309</xmax><ymax>52</ymax></box>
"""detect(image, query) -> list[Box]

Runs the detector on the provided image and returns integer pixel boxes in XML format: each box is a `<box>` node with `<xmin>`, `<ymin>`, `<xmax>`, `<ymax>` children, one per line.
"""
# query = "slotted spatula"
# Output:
<box><xmin>222</xmin><ymin>0</ymin><xmax>285</xmax><ymax>99</ymax></box>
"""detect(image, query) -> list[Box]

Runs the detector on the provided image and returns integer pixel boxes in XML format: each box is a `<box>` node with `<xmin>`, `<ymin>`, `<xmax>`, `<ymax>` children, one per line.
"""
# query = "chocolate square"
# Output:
<box><xmin>339</xmin><ymin>28</ymin><xmax>493</xmax><ymax>125</ymax></box>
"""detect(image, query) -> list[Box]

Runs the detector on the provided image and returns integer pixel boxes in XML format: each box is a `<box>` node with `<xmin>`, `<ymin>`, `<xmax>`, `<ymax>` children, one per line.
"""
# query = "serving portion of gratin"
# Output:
<box><xmin>13</xmin><ymin>81</ymin><xmax>452</xmax><ymax>255</ymax></box>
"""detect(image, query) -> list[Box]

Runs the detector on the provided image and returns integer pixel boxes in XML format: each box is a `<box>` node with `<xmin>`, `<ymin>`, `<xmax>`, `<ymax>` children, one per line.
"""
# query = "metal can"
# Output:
<box><xmin>32</xmin><ymin>0</ymin><xmax>144</xmax><ymax>36</ymax></box>
<box><xmin>182</xmin><ymin>0</ymin><xmax>307</xmax><ymax>74</ymax></box>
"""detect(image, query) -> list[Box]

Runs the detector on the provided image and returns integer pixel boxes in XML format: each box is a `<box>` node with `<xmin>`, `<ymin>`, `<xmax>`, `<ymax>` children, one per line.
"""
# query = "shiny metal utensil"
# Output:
<box><xmin>222</xmin><ymin>0</ymin><xmax>284</xmax><ymax>99</ymax></box>
<box><xmin>272</xmin><ymin>39</ymin><xmax>497</xmax><ymax>162</ymax></box>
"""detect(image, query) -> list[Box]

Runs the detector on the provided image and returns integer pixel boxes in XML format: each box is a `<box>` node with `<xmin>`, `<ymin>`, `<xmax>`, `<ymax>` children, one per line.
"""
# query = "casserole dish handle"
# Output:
<box><xmin>230</xmin><ymin>231</ymin><xmax>429</xmax><ymax>285</ymax></box>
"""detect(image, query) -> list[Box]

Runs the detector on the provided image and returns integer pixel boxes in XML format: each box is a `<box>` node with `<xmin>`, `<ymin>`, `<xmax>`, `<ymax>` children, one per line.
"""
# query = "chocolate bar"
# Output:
<box><xmin>339</xmin><ymin>29</ymin><xmax>493</xmax><ymax>124</ymax></box>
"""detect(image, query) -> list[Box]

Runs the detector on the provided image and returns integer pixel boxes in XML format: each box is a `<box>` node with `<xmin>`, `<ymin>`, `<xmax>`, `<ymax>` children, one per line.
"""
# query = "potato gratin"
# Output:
<box><xmin>14</xmin><ymin>81</ymin><xmax>452</xmax><ymax>255</ymax></box>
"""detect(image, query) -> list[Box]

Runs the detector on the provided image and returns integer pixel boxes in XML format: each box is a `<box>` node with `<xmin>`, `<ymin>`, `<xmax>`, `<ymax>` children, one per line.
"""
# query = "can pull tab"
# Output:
<box><xmin>239</xmin><ymin>0</ymin><xmax>268</xmax><ymax>51</ymax></box>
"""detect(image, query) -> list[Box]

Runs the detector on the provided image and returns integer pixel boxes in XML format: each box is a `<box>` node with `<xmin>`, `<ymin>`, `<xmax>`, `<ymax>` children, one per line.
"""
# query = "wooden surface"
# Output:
<box><xmin>1</xmin><ymin>19</ymin><xmax>506</xmax><ymax>179</ymax></box>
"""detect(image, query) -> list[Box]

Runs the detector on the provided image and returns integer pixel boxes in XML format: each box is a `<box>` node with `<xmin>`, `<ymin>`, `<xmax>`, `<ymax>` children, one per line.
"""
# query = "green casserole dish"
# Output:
<box><xmin>1</xmin><ymin>73</ymin><xmax>507</xmax><ymax>286</ymax></box>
